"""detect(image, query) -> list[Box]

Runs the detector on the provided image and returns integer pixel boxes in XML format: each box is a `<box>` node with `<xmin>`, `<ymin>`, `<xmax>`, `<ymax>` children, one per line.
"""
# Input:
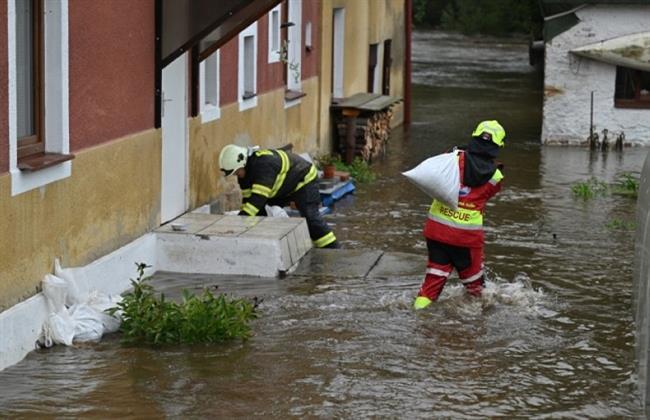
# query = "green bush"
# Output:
<box><xmin>107</xmin><ymin>263</ymin><xmax>258</xmax><ymax>345</ymax></box>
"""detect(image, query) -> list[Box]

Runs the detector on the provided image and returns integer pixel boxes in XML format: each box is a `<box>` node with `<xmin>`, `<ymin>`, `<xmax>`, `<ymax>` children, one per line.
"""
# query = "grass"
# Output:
<box><xmin>606</xmin><ymin>219</ymin><xmax>635</xmax><ymax>230</ymax></box>
<box><xmin>107</xmin><ymin>263</ymin><xmax>258</xmax><ymax>345</ymax></box>
<box><xmin>612</xmin><ymin>173</ymin><xmax>639</xmax><ymax>198</ymax></box>
<box><xmin>571</xmin><ymin>173</ymin><xmax>640</xmax><ymax>200</ymax></box>
<box><xmin>571</xmin><ymin>178</ymin><xmax>608</xmax><ymax>199</ymax></box>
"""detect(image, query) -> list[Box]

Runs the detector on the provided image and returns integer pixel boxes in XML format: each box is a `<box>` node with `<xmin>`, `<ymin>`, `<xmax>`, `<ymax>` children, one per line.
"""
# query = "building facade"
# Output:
<box><xmin>541</xmin><ymin>2</ymin><xmax>650</xmax><ymax>145</ymax></box>
<box><xmin>0</xmin><ymin>0</ymin><xmax>408</xmax><ymax>312</ymax></box>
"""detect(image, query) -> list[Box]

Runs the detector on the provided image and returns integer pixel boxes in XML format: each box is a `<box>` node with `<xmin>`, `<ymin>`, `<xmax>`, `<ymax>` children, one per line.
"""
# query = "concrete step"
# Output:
<box><xmin>290</xmin><ymin>248</ymin><xmax>424</xmax><ymax>279</ymax></box>
<box><xmin>156</xmin><ymin>213</ymin><xmax>311</xmax><ymax>277</ymax></box>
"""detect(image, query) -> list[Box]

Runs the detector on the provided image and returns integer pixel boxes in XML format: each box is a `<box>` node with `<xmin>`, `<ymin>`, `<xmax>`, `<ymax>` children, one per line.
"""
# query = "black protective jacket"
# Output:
<box><xmin>238</xmin><ymin>149</ymin><xmax>316</xmax><ymax>216</ymax></box>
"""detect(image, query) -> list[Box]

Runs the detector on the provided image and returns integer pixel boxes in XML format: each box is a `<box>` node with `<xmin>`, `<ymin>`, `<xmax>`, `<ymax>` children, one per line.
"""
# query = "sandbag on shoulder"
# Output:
<box><xmin>402</xmin><ymin>151</ymin><xmax>460</xmax><ymax>209</ymax></box>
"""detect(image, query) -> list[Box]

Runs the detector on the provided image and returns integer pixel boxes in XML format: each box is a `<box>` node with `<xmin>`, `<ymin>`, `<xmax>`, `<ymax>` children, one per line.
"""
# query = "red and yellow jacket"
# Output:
<box><xmin>423</xmin><ymin>151</ymin><xmax>503</xmax><ymax>248</ymax></box>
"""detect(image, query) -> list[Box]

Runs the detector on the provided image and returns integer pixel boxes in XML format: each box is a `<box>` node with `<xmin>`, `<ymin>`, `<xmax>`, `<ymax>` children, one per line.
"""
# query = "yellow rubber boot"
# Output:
<box><xmin>413</xmin><ymin>296</ymin><xmax>432</xmax><ymax>310</ymax></box>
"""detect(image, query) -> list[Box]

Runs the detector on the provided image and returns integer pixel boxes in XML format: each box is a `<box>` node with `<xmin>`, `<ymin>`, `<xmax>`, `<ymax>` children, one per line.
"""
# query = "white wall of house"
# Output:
<box><xmin>543</xmin><ymin>5</ymin><xmax>650</xmax><ymax>145</ymax></box>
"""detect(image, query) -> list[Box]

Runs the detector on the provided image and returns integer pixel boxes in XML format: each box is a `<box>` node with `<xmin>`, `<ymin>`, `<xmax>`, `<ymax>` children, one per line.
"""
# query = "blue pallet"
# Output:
<box><xmin>320</xmin><ymin>179</ymin><xmax>356</xmax><ymax>207</ymax></box>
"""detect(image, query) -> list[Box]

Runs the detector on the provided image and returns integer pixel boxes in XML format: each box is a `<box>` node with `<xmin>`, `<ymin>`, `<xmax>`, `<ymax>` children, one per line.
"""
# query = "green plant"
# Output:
<box><xmin>107</xmin><ymin>263</ymin><xmax>258</xmax><ymax>345</ymax></box>
<box><xmin>279</xmin><ymin>40</ymin><xmax>300</xmax><ymax>85</ymax></box>
<box><xmin>333</xmin><ymin>156</ymin><xmax>377</xmax><ymax>183</ymax></box>
<box><xmin>612</xmin><ymin>172</ymin><xmax>639</xmax><ymax>198</ymax></box>
<box><xmin>316</xmin><ymin>153</ymin><xmax>338</xmax><ymax>167</ymax></box>
<box><xmin>571</xmin><ymin>178</ymin><xmax>608</xmax><ymax>199</ymax></box>
<box><xmin>606</xmin><ymin>219</ymin><xmax>635</xmax><ymax>230</ymax></box>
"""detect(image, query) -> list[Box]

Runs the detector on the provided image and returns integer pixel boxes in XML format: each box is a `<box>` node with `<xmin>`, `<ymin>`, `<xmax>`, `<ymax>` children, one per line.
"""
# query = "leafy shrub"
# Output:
<box><xmin>107</xmin><ymin>263</ymin><xmax>258</xmax><ymax>345</ymax></box>
<box><xmin>333</xmin><ymin>157</ymin><xmax>377</xmax><ymax>183</ymax></box>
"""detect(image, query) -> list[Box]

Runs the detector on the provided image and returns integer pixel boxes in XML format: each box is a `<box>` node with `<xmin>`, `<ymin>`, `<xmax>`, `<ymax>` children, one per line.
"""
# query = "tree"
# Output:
<box><xmin>414</xmin><ymin>0</ymin><xmax>542</xmax><ymax>37</ymax></box>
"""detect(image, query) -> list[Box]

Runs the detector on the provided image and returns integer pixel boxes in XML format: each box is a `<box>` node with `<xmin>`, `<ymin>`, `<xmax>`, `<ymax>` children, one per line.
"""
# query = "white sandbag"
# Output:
<box><xmin>41</xmin><ymin>265</ymin><xmax>123</xmax><ymax>346</ymax></box>
<box><xmin>265</xmin><ymin>205</ymin><xmax>289</xmax><ymax>218</ymax></box>
<box><xmin>69</xmin><ymin>304</ymin><xmax>105</xmax><ymax>342</ymax></box>
<box><xmin>54</xmin><ymin>258</ymin><xmax>90</xmax><ymax>306</ymax></box>
<box><xmin>42</xmin><ymin>309</ymin><xmax>75</xmax><ymax>347</ymax></box>
<box><xmin>42</xmin><ymin>274</ymin><xmax>68</xmax><ymax>313</ymax></box>
<box><xmin>402</xmin><ymin>151</ymin><xmax>460</xmax><ymax>209</ymax></box>
<box><xmin>86</xmin><ymin>291</ymin><xmax>122</xmax><ymax>333</ymax></box>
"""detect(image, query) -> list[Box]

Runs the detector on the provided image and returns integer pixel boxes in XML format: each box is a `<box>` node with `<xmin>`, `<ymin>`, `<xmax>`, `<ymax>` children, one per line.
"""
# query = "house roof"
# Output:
<box><xmin>540</xmin><ymin>0</ymin><xmax>650</xmax><ymax>17</ymax></box>
<box><xmin>540</xmin><ymin>0</ymin><xmax>650</xmax><ymax>41</ymax></box>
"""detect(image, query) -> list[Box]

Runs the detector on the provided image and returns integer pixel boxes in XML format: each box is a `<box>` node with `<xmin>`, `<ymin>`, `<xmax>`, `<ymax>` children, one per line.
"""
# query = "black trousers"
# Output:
<box><xmin>268</xmin><ymin>181</ymin><xmax>339</xmax><ymax>248</ymax></box>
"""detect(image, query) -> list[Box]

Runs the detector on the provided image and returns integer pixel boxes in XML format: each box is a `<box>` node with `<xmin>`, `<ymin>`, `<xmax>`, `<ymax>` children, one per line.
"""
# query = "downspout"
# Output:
<box><xmin>403</xmin><ymin>0</ymin><xmax>412</xmax><ymax>127</ymax></box>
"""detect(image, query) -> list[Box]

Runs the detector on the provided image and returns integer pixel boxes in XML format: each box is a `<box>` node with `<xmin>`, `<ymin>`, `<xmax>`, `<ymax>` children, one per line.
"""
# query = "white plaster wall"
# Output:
<box><xmin>543</xmin><ymin>5</ymin><xmax>650</xmax><ymax>145</ymax></box>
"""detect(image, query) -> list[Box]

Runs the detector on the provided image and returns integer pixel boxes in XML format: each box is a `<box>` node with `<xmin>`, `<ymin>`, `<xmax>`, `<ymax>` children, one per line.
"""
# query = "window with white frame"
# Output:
<box><xmin>200</xmin><ymin>49</ymin><xmax>220</xmax><ymax>122</ymax></box>
<box><xmin>268</xmin><ymin>4</ymin><xmax>281</xmax><ymax>63</ymax></box>
<box><xmin>9</xmin><ymin>0</ymin><xmax>71</xmax><ymax>196</ymax></box>
<box><xmin>238</xmin><ymin>22</ymin><xmax>257</xmax><ymax>111</ymax></box>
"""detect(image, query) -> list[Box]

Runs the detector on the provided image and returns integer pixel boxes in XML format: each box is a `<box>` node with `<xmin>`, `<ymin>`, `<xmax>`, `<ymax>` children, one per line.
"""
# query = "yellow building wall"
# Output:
<box><xmin>0</xmin><ymin>129</ymin><xmax>161</xmax><ymax>310</ymax></box>
<box><xmin>188</xmin><ymin>77</ymin><xmax>321</xmax><ymax>210</ymax></box>
<box><xmin>318</xmin><ymin>0</ymin><xmax>406</xmax><ymax>150</ymax></box>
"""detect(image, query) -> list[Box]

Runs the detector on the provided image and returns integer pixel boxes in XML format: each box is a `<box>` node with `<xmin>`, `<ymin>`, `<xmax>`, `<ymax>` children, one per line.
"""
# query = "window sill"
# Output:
<box><xmin>615</xmin><ymin>99</ymin><xmax>650</xmax><ymax>109</ymax></box>
<box><xmin>285</xmin><ymin>89</ymin><xmax>306</xmax><ymax>101</ymax></box>
<box><xmin>17</xmin><ymin>152</ymin><xmax>75</xmax><ymax>172</ymax></box>
<box><xmin>242</xmin><ymin>92</ymin><xmax>257</xmax><ymax>100</ymax></box>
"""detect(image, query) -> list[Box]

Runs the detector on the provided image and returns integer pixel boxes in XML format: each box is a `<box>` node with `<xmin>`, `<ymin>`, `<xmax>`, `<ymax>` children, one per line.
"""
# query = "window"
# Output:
<box><xmin>238</xmin><ymin>22</ymin><xmax>257</xmax><ymax>111</ymax></box>
<box><xmin>9</xmin><ymin>0</ymin><xmax>72</xmax><ymax>196</ymax></box>
<box><xmin>199</xmin><ymin>49</ymin><xmax>220</xmax><ymax>123</ymax></box>
<box><xmin>368</xmin><ymin>43</ymin><xmax>379</xmax><ymax>93</ymax></box>
<box><xmin>382</xmin><ymin>39</ymin><xmax>392</xmax><ymax>95</ymax></box>
<box><xmin>268</xmin><ymin>5</ymin><xmax>281</xmax><ymax>63</ymax></box>
<box><xmin>615</xmin><ymin>66</ymin><xmax>650</xmax><ymax>109</ymax></box>
<box><xmin>16</xmin><ymin>0</ymin><xmax>43</xmax><ymax>159</ymax></box>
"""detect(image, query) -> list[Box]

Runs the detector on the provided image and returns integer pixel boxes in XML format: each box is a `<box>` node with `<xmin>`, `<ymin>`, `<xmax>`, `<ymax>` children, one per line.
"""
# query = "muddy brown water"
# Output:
<box><xmin>0</xmin><ymin>31</ymin><xmax>646</xmax><ymax>417</ymax></box>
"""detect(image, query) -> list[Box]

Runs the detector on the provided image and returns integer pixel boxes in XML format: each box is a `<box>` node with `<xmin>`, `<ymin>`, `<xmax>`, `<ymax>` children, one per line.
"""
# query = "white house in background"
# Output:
<box><xmin>540</xmin><ymin>1</ymin><xmax>650</xmax><ymax>146</ymax></box>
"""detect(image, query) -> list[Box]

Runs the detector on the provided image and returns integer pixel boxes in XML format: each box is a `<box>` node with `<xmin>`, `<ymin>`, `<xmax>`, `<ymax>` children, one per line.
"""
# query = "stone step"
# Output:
<box><xmin>156</xmin><ymin>213</ymin><xmax>312</xmax><ymax>277</ymax></box>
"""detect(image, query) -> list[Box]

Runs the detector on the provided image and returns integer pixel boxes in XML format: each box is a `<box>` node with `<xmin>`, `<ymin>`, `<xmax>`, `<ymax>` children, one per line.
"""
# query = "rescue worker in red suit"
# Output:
<box><xmin>219</xmin><ymin>144</ymin><xmax>339</xmax><ymax>249</ymax></box>
<box><xmin>414</xmin><ymin>120</ymin><xmax>505</xmax><ymax>310</ymax></box>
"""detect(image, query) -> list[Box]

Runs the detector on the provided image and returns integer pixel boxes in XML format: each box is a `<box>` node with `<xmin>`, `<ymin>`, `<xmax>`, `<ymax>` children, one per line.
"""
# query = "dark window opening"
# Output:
<box><xmin>17</xmin><ymin>0</ymin><xmax>44</xmax><ymax>159</ymax></box>
<box><xmin>382</xmin><ymin>39</ymin><xmax>392</xmax><ymax>95</ymax></box>
<box><xmin>615</xmin><ymin>66</ymin><xmax>650</xmax><ymax>109</ymax></box>
<box><xmin>368</xmin><ymin>43</ymin><xmax>378</xmax><ymax>93</ymax></box>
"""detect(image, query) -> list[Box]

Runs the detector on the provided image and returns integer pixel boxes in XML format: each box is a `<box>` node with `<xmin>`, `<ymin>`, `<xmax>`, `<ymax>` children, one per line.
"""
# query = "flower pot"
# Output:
<box><xmin>323</xmin><ymin>164</ymin><xmax>336</xmax><ymax>179</ymax></box>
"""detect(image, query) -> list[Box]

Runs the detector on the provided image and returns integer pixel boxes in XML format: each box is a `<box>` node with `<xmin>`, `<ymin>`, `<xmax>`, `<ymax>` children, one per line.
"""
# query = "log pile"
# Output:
<box><xmin>336</xmin><ymin>107</ymin><xmax>394</xmax><ymax>162</ymax></box>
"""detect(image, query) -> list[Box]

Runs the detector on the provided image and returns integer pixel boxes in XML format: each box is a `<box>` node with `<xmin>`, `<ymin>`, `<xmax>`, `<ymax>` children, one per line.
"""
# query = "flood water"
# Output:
<box><xmin>0</xmin><ymin>31</ymin><xmax>647</xmax><ymax>417</ymax></box>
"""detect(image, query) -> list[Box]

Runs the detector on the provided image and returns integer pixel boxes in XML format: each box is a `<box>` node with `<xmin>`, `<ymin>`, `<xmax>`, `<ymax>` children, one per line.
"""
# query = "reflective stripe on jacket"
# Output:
<box><xmin>424</xmin><ymin>151</ymin><xmax>502</xmax><ymax>248</ymax></box>
<box><xmin>238</xmin><ymin>149</ymin><xmax>317</xmax><ymax>216</ymax></box>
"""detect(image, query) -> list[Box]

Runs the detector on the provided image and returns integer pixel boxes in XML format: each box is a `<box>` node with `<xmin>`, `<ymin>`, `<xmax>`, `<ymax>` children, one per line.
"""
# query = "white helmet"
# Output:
<box><xmin>219</xmin><ymin>144</ymin><xmax>248</xmax><ymax>176</ymax></box>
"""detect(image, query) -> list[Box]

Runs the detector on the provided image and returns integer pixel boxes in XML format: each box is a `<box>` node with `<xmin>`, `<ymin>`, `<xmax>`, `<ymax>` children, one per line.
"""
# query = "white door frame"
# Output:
<box><xmin>160</xmin><ymin>53</ymin><xmax>188</xmax><ymax>223</ymax></box>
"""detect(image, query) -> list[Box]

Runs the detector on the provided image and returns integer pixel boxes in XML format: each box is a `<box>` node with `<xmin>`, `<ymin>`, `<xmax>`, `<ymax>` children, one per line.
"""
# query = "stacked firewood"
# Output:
<box><xmin>336</xmin><ymin>108</ymin><xmax>394</xmax><ymax>162</ymax></box>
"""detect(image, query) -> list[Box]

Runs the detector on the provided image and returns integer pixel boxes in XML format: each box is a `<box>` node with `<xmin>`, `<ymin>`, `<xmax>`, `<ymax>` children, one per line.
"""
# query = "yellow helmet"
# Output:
<box><xmin>219</xmin><ymin>144</ymin><xmax>248</xmax><ymax>176</ymax></box>
<box><xmin>471</xmin><ymin>120</ymin><xmax>506</xmax><ymax>147</ymax></box>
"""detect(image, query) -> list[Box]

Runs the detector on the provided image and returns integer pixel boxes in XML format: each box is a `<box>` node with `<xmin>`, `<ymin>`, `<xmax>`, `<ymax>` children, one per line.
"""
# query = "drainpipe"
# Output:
<box><xmin>403</xmin><ymin>0</ymin><xmax>412</xmax><ymax>127</ymax></box>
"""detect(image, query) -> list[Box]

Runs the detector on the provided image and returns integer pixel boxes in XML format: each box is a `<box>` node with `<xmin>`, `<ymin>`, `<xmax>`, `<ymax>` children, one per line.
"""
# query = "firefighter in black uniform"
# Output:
<box><xmin>218</xmin><ymin>144</ymin><xmax>339</xmax><ymax>249</ymax></box>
